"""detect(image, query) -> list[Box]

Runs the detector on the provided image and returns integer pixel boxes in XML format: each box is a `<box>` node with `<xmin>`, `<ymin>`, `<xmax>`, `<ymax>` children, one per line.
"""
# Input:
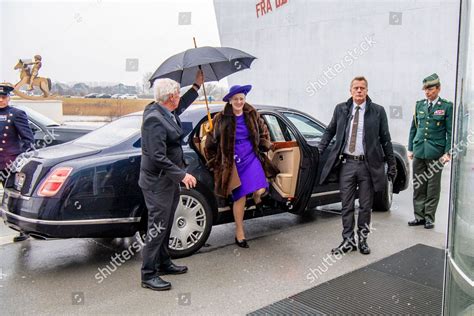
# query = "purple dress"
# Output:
<box><xmin>232</xmin><ymin>115</ymin><xmax>268</xmax><ymax>201</ymax></box>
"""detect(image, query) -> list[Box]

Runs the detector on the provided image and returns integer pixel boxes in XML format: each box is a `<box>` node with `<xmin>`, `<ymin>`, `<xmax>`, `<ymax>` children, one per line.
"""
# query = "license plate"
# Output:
<box><xmin>14</xmin><ymin>173</ymin><xmax>26</xmax><ymax>191</ymax></box>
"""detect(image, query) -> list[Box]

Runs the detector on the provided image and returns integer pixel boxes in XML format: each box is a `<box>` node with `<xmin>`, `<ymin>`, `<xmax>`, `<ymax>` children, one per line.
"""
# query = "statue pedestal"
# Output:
<box><xmin>10</xmin><ymin>99</ymin><xmax>64</xmax><ymax>123</ymax></box>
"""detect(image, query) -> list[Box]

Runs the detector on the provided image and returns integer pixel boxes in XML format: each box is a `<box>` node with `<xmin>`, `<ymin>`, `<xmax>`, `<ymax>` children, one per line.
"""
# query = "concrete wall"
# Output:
<box><xmin>213</xmin><ymin>0</ymin><xmax>460</xmax><ymax>145</ymax></box>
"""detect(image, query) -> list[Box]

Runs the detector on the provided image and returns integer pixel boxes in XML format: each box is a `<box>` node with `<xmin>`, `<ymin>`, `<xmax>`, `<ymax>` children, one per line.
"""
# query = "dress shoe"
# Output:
<box><xmin>408</xmin><ymin>218</ymin><xmax>425</xmax><ymax>226</ymax></box>
<box><xmin>331</xmin><ymin>239</ymin><xmax>357</xmax><ymax>254</ymax></box>
<box><xmin>13</xmin><ymin>232</ymin><xmax>29</xmax><ymax>242</ymax></box>
<box><xmin>141</xmin><ymin>276</ymin><xmax>171</xmax><ymax>291</ymax></box>
<box><xmin>358</xmin><ymin>239</ymin><xmax>371</xmax><ymax>255</ymax></box>
<box><xmin>424</xmin><ymin>220</ymin><xmax>435</xmax><ymax>229</ymax></box>
<box><xmin>158</xmin><ymin>262</ymin><xmax>188</xmax><ymax>275</ymax></box>
<box><xmin>235</xmin><ymin>238</ymin><xmax>249</xmax><ymax>248</ymax></box>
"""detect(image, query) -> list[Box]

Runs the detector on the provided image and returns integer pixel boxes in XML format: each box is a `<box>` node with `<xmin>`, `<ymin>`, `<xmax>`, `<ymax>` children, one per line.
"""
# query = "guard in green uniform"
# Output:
<box><xmin>407</xmin><ymin>74</ymin><xmax>453</xmax><ymax>229</ymax></box>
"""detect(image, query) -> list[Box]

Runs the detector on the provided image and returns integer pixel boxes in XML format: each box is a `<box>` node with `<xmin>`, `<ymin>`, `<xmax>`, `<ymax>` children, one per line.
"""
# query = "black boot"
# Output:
<box><xmin>331</xmin><ymin>239</ymin><xmax>357</xmax><ymax>254</ymax></box>
<box><xmin>358</xmin><ymin>238</ymin><xmax>371</xmax><ymax>255</ymax></box>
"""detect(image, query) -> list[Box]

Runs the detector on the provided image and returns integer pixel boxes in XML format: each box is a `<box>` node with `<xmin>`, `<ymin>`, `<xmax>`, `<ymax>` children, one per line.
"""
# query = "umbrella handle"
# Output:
<box><xmin>205</xmin><ymin>111</ymin><xmax>213</xmax><ymax>133</ymax></box>
<box><xmin>193</xmin><ymin>37</ymin><xmax>213</xmax><ymax>132</ymax></box>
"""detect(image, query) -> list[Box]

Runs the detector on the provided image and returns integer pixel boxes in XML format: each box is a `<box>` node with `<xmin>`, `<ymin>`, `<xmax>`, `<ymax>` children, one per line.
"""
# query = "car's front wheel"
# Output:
<box><xmin>168</xmin><ymin>189</ymin><xmax>213</xmax><ymax>258</ymax></box>
<box><xmin>373</xmin><ymin>177</ymin><xmax>393</xmax><ymax>212</ymax></box>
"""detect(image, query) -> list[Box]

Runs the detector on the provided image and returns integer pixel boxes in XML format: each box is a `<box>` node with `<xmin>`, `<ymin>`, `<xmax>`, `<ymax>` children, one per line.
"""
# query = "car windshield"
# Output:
<box><xmin>73</xmin><ymin>115</ymin><xmax>141</xmax><ymax>147</ymax></box>
<box><xmin>14</xmin><ymin>104</ymin><xmax>60</xmax><ymax>127</ymax></box>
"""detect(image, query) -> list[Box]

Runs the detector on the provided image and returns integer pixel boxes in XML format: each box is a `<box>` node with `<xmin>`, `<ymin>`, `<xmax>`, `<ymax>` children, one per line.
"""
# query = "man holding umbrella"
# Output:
<box><xmin>139</xmin><ymin>70</ymin><xmax>203</xmax><ymax>291</ymax></box>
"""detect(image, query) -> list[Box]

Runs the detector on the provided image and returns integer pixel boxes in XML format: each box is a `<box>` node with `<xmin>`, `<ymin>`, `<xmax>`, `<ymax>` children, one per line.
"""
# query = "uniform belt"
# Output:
<box><xmin>342</xmin><ymin>154</ymin><xmax>365</xmax><ymax>161</ymax></box>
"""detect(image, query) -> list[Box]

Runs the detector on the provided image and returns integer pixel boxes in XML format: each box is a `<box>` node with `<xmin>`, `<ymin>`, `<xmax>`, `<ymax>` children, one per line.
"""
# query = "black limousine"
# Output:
<box><xmin>1</xmin><ymin>103</ymin><xmax>409</xmax><ymax>258</ymax></box>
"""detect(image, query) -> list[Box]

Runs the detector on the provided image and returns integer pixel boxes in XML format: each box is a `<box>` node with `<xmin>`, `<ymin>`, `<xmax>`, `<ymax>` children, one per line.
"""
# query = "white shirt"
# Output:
<box><xmin>343</xmin><ymin>101</ymin><xmax>366</xmax><ymax>156</ymax></box>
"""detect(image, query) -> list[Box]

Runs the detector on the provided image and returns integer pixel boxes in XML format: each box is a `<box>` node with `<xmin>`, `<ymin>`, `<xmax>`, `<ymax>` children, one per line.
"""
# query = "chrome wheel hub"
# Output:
<box><xmin>169</xmin><ymin>194</ymin><xmax>207</xmax><ymax>251</ymax></box>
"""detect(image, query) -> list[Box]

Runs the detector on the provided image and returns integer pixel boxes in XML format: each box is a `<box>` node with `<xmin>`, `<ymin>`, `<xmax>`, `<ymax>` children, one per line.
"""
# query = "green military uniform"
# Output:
<box><xmin>408</xmin><ymin>74</ymin><xmax>453</xmax><ymax>223</ymax></box>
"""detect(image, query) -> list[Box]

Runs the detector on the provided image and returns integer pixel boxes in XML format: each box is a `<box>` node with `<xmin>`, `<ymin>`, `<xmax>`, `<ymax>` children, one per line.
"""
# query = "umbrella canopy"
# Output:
<box><xmin>149</xmin><ymin>46</ymin><xmax>256</xmax><ymax>87</ymax></box>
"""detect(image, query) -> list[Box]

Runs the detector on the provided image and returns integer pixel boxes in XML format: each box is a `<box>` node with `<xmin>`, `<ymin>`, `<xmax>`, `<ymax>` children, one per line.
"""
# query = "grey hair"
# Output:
<box><xmin>154</xmin><ymin>79</ymin><xmax>180</xmax><ymax>103</ymax></box>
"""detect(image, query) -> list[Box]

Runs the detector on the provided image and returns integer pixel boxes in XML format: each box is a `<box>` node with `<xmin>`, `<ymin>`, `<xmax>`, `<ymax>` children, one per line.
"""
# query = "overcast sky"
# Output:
<box><xmin>0</xmin><ymin>0</ymin><xmax>221</xmax><ymax>86</ymax></box>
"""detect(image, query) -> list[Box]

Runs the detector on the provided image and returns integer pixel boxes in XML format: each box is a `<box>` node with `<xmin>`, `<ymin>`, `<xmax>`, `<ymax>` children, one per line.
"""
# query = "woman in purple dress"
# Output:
<box><xmin>205</xmin><ymin>85</ymin><xmax>279</xmax><ymax>248</ymax></box>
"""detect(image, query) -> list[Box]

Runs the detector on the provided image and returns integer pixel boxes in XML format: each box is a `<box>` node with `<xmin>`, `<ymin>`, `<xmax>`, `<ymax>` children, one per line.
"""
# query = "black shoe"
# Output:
<box><xmin>235</xmin><ymin>238</ymin><xmax>249</xmax><ymax>248</ymax></box>
<box><xmin>331</xmin><ymin>239</ymin><xmax>357</xmax><ymax>254</ymax></box>
<box><xmin>13</xmin><ymin>232</ymin><xmax>29</xmax><ymax>242</ymax></box>
<box><xmin>408</xmin><ymin>218</ymin><xmax>425</xmax><ymax>226</ymax></box>
<box><xmin>158</xmin><ymin>262</ymin><xmax>188</xmax><ymax>275</ymax></box>
<box><xmin>141</xmin><ymin>276</ymin><xmax>171</xmax><ymax>291</ymax></box>
<box><xmin>424</xmin><ymin>220</ymin><xmax>434</xmax><ymax>229</ymax></box>
<box><xmin>358</xmin><ymin>239</ymin><xmax>371</xmax><ymax>255</ymax></box>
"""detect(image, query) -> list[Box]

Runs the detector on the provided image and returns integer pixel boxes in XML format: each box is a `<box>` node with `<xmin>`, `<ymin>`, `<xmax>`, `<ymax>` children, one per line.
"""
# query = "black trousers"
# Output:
<box><xmin>339</xmin><ymin>158</ymin><xmax>374</xmax><ymax>240</ymax></box>
<box><xmin>141</xmin><ymin>176</ymin><xmax>180</xmax><ymax>281</ymax></box>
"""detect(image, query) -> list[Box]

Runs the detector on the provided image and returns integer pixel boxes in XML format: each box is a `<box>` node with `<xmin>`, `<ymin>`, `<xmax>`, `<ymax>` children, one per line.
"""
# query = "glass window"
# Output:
<box><xmin>14</xmin><ymin>104</ymin><xmax>60</xmax><ymax>127</ymax></box>
<box><xmin>283</xmin><ymin>112</ymin><xmax>324</xmax><ymax>141</ymax></box>
<box><xmin>73</xmin><ymin>115</ymin><xmax>141</xmax><ymax>147</ymax></box>
<box><xmin>444</xmin><ymin>2</ymin><xmax>474</xmax><ymax>314</ymax></box>
<box><xmin>262</xmin><ymin>114</ymin><xmax>288</xmax><ymax>142</ymax></box>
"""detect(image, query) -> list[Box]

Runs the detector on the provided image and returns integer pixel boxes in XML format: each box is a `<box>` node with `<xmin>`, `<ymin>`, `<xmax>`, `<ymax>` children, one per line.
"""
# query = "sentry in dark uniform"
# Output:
<box><xmin>0</xmin><ymin>83</ymin><xmax>34</xmax><ymax>242</ymax></box>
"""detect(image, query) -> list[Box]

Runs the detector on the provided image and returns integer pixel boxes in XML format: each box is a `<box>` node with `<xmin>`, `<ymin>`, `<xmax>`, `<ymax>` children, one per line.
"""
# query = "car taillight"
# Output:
<box><xmin>37</xmin><ymin>167</ymin><xmax>73</xmax><ymax>197</ymax></box>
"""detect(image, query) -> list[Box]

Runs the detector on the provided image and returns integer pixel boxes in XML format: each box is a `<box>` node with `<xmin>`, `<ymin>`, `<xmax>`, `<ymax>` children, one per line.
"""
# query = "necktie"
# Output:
<box><xmin>171</xmin><ymin>113</ymin><xmax>177</xmax><ymax>124</ymax></box>
<box><xmin>428</xmin><ymin>101</ymin><xmax>433</xmax><ymax>112</ymax></box>
<box><xmin>349</xmin><ymin>106</ymin><xmax>360</xmax><ymax>153</ymax></box>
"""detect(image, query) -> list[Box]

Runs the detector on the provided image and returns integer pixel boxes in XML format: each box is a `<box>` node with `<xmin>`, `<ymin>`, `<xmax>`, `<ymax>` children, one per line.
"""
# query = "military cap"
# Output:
<box><xmin>0</xmin><ymin>84</ymin><xmax>14</xmax><ymax>96</ymax></box>
<box><xmin>422</xmin><ymin>73</ymin><xmax>440</xmax><ymax>89</ymax></box>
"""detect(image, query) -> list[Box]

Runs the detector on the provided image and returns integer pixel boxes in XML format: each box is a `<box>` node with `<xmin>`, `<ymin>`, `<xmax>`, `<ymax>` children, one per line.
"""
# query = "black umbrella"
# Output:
<box><xmin>149</xmin><ymin>41</ymin><xmax>256</xmax><ymax>131</ymax></box>
<box><xmin>149</xmin><ymin>46</ymin><xmax>256</xmax><ymax>87</ymax></box>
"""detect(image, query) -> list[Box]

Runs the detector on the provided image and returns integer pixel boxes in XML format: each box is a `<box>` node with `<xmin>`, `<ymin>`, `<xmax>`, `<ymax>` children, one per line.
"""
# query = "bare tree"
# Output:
<box><xmin>142</xmin><ymin>71</ymin><xmax>154</xmax><ymax>95</ymax></box>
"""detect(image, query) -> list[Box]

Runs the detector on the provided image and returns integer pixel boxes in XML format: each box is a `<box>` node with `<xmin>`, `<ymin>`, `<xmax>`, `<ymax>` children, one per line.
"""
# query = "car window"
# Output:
<box><xmin>14</xmin><ymin>104</ymin><xmax>60</xmax><ymax>127</ymax></box>
<box><xmin>261</xmin><ymin>114</ymin><xmax>296</xmax><ymax>142</ymax></box>
<box><xmin>73</xmin><ymin>115</ymin><xmax>141</xmax><ymax>147</ymax></box>
<box><xmin>283</xmin><ymin>112</ymin><xmax>325</xmax><ymax>141</ymax></box>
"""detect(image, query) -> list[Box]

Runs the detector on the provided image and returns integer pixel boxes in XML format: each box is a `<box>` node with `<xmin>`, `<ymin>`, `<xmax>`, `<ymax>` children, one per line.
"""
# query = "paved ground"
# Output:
<box><xmin>0</xmin><ymin>168</ymin><xmax>450</xmax><ymax>315</ymax></box>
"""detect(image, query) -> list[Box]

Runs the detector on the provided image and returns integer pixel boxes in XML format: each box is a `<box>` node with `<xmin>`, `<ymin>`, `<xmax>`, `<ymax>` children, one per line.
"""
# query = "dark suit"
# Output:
<box><xmin>318</xmin><ymin>96</ymin><xmax>396</xmax><ymax>240</ymax></box>
<box><xmin>0</xmin><ymin>106</ymin><xmax>34</xmax><ymax>184</ymax></box>
<box><xmin>139</xmin><ymin>88</ymin><xmax>198</xmax><ymax>281</ymax></box>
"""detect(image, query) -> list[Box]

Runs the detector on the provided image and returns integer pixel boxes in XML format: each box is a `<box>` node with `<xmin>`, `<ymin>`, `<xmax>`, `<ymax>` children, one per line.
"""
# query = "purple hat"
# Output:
<box><xmin>223</xmin><ymin>85</ymin><xmax>252</xmax><ymax>102</ymax></box>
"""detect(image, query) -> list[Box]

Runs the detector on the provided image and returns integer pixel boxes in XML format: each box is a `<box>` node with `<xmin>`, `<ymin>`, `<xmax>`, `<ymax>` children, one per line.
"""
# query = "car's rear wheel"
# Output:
<box><xmin>373</xmin><ymin>177</ymin><xmax>393</xmax><ymax>212</ymax></box>
<box><xmin>168</xmin><ymin>188</ymin><xmax>213</xmax><ymax>258</ymax></box>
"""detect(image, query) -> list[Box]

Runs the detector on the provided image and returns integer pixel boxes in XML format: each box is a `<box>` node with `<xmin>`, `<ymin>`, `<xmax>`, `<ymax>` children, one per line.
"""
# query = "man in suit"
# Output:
<box><xmin>139</xmin><ymin>71</ymin><xmax>203</xmax><ymax>291</ymax></box>
<box><xmin>407</xmin><ymin>74</ymin><xmax>452</xmax><ymax>229</ymax></box>
<box><xmin>318</xmin><ymin>77</ymin><xmax>397</xmax><ymax>255</ymax></box>
<box><xmin>0</xmin><ymin>84</ymin><xmax>35</xmax><ymax>242</ymax></box>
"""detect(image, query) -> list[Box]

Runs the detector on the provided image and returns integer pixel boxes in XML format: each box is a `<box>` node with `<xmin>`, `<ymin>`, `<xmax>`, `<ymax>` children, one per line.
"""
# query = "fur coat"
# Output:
<box><xmin>204</xmin><ymin>103</ymin><xmax>279</xmax><ymax>197</ymax></box>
